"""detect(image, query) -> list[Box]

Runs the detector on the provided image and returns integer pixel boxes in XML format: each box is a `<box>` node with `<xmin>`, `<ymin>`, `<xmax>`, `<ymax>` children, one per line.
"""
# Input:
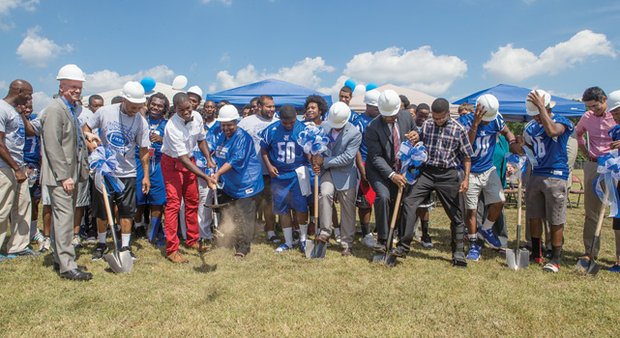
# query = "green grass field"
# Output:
<box><xmin>1</xmin><ymin>170</ymin><xmax>619</xmax><ymax>337</ymax></box>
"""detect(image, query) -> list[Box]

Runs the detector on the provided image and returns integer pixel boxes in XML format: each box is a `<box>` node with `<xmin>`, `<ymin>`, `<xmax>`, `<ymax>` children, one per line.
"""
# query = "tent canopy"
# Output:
<box><xmin>349</xmin><ymin>84</ymin><xmax>437</xmax><ymax>112</ymax></box>
<box><xmin>206</xmin><ymin>79</ymin><xmax>332</xmax><ymax>110</ymax></box>
<box><xmin>452</xmin><ymin>84</ymin><xmax>585</xmax><ymax>121</ymax></box>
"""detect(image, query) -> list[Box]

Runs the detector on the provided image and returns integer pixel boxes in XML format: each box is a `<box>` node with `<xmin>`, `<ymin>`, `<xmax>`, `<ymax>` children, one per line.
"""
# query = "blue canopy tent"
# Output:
<box><xmin>206</xmin><ymin>79</ymin><xmax>333</xmax><ymax>111</ymax></box>
<box><xmin>453</xmin><ymin>84</ymin><xmax>585</xmax><ymax>121</ymax></box>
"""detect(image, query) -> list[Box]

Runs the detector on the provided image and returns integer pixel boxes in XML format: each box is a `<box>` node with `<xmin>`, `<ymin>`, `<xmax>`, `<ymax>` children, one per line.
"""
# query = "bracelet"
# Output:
<box><xmin>508</xmin><ymin>139</ymin><xmax>516</xmax><ymax>145</ymax></box>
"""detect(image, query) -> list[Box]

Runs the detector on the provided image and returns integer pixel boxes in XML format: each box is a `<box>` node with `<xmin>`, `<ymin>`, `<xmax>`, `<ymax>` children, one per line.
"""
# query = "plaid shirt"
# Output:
<box><xmin>419</xmin><ymin>118</ymin><xmax>473</xmax><ymax>168</ymax></box>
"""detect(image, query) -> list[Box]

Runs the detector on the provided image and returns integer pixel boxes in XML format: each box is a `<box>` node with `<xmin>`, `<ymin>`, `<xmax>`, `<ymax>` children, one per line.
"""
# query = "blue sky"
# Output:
<box><xmin>1</xmin><ymin>0</ymin><xmax>619</xmax><ymax>109</ymax></box>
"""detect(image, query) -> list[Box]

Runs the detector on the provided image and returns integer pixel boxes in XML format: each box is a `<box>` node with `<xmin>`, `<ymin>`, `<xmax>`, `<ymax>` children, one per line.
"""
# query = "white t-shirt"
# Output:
<box><xmin>87</xmin><ymin>103</ymin><xmax>150</xmax><ymax>178</ymax></box>
<box><xmin>238</xmin><ymin>113</ymin><xmax>278</xmax><ymax>174</ymax></box>
<box><xmin>0</xmin><ymin>100</ymin><xmax>24</xmax><ymax>168</ymax></box>
<box><xmin>161</xmin><ymin>111</ymin><xmax>206</xmax><ymax>158</ymax></box>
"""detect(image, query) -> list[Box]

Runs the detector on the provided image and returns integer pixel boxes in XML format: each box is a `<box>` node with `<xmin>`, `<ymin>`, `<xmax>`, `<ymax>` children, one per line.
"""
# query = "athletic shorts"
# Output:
<box><xmin>271</xmin><ymin>173</ymin><xmax>308</xmax><ymax>214</ymax></box>
<box><xmin>465</xmin><ymin>166</ymin><xmax>505</xmax><ymax>210</ymax></box>
<box><xmin>29</xmin><ymin>181</ymin><xmax>41</xmax><ymax>201</ymax></box>
<box><xmin>525</xmin><ymin>175</ymin><xmax>567</xmax><ymax>226</ymax></box>
<box><xmin>41</xmin><ymin>184</ymin><xmax>50</xmax><ymax>205</ymax></box>
<box><xmin>92</xmin><ymin>177</ymin><xmax>137</xmax><ymax>219</ymax></box>
<box><xmin>75</xmin><ymin>177</ymin><xmax>91</xmax><ymax>208</ymax></box>
<box><xmin>136</xmin><ymin>161</ymin><xmax>166</xmax><ymax>206</ymax></box>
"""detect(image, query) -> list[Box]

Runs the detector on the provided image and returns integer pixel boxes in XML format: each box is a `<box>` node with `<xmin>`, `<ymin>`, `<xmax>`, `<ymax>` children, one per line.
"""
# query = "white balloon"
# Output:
<box><xmin>172</xmin><ymin>75</ymin><xmax>188</xmax><ymax>90</ymax></box>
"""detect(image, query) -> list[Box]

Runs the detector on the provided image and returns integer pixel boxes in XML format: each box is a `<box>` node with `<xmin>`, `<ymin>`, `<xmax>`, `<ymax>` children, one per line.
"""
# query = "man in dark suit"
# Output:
<box><xmin>365</xmin><ymin>90</ymin><xmax>418</xmax><ymax>253</ymax></box>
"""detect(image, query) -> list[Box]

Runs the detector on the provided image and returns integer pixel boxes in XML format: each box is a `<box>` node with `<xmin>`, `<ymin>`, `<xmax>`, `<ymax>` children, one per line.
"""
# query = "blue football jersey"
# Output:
<box><xmin>259</xmin><ymin>120</ymin><xmax>307</xmax><ymax>177</ymax></box>
<box><xmin>524</xmin><ymin>115</ymin><xmax>574</xmax><ymax>180</ymax></box>
<box><xmin>457</xmin><ymin>112</ymin><xmax>505</xmax><ymax>173</ymax></box>
<box><xmin>135</xmin><ymin>115</ymin><xmax>167</xmax><ymax>162</ymax></box>
<box><xmin>213</xmin><ymin>128</ymin><xmax>264</xmax><ymax>199</ymax></box>
<box><xmin>23</xmin><ymin>113</ymin><xmax>40</xmax><ymax>167</ymax></box>
<box><xmin>609</xmin><ymin>124</ymin><xmax>620</xmax><ymax>141</ymax></box>
<box><xmin>353</xmin><ymin>113</ymin><xmax>374</xmax><ymax>162</ymax></box>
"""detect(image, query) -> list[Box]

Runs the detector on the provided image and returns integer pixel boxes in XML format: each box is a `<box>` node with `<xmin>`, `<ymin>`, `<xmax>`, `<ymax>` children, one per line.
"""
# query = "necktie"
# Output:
<box><xmin>392</xmin><ymin>122</ymin><xmax>401</xmax><ymax>171</ymax></box>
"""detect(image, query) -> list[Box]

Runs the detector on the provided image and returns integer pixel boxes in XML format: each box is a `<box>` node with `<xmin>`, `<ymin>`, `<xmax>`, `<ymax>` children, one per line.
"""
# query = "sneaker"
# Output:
<box><xmin>466</xmin><ymin>243</ymin><xmax>481</xmax><ymax>261</ymax></box>
<box><xmin>478</xmin><ymin>228</ymin><xmax>502</xmax><ymax>249</ymax></box>
<box><xmin>31</xmin><ymin>230</ymin><xmax>45</xmax><ymax>245</ymax></box>
<box><xmin>335</xmin><ymin>234</ymin><xmax>342</xmax><ymax>244</ymax></box>
<box><xmin>421</xmin><ymin>234</ymin><xmax>433</xmax><ymax>248</ymax></box>
<box><xmin>92</xmin><ymin>243</ymin><xmax>108</xmax><ymax>261</ymax></box>
<box><xmin>120</xmin><ymin>246</ymin><xmax>137</xmax><ymax>261</ymax></box>
<box><xmin>275</xmin><ymin>243</ymin><xmax>293</xmax><ymax>253</ymax></box>
<box><xmin>167</xmin><ymin>251</ymin><xmax>188</xmax><ymax>264</ymax></box>
<box><xmin>134</xmin><ymin>226</ymin><xmax>147</xmax><ymax>239</ymax></box>
<box><xmin>267</xmin><ymin>235</ymin><xmax>281</xmax><ymax>244</ymax></box>
<box><xmin>71</xmin><ymin>234</ymin><xmax>82</xmax><ymax>249</ymax></box>
<box><xmin>12</xmin><ymin>248</ymin><xmax>40</xmax><ymax>257</ymax></box>
<box><xmin>608</xmin><ymin>264</ymin><xmax>620</xmax><ymax>273</ymax></box>
<box><xmin>299</xmin><ymin>240</ymin><xmax>307</xmax><ymax>254</ymax></box>
<box><xmin>39</xmin><ymin>237</ymin><xmax>51</xmax><ymax>253</ymax></box>
<box><xmin>543</xmin><ymin>262</ymin><xmax>560</xmax><ymax>273</ymax></box>
<box><xmin>362</xmin><ymin>233</ymin><xmax>376</xmax><ymax>248</ymax></box>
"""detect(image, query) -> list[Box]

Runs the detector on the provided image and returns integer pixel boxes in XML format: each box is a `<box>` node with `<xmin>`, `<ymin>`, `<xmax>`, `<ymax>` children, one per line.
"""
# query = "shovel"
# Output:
<box><xmin>373</xmin><ymin>185</ymin><xmax>403</xmax><ymax>265</ymax></box>
<box><xmin>506</xmin><ymin>178</ymin><xmax>529</xmax><ymax>270</ymax></box>
<box><xmin>307</xmin><ymin>175</ymin><xmax>326</xmax><ymax>258</ymax></box>
<box><xmin>576</xmin><ymin>188</ymin><xmax>608</xmax><ymax>276</ymax></box>
<box><xmin>100</xmin><ymin>182</ymin><xmax>133</xmax><ymax>273</ymax></box>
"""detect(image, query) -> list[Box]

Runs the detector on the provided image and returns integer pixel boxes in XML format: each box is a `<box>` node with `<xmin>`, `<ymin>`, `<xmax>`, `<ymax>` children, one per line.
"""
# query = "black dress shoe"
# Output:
<box><xmin>390</xmin><ymin>247</ymin><xmax>408</xmax><ymax>258</ymax></box>
<box><xmin>60</xmin><ymin>268</ymin><xmax>93</xmax><ymax>281</ymax></box>
<box><xmin>53</xmin><ymin>262</ymin><xmax>88</xmax><ymax>272</ymax></box>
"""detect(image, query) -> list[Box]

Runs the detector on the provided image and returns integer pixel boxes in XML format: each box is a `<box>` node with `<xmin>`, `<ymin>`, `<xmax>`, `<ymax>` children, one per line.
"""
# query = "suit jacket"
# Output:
<box><xmin>320</xmin><ymin>121</ymin><xmax>362</xmax><ymax>191</ymax></box>
<box><xmin>40</xmin><ymin>98</ymin><xmax>88</xmax><ymax>187</ymax></box>
<box><xmin>365</xmin><ymin>110</ymin><xmax>417</xmax><ymax>182</ymax></box>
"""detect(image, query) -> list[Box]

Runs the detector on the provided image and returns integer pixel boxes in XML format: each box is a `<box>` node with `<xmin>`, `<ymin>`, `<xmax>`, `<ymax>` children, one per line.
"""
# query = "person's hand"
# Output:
<box><xmin>506</xmin><ymin>164</ymin><xmax>516</xmax><ymax>177</ymax></box>
<box><xmin>267</xmin><ymin>164</ymin><xmax>279</xmax><ymax>178</ymax></box>
<box><xmin>405</xmin><ymin>130</ymin><xmax>419</xmax><ymax>144</ymax></box>
<box><xmin>207</xmin><ymin>158</ymin><xmax>216</xmax><ymax>169</ymax></box>
<box><xmin>390</xmin><ymin>173</ymin><xmax>407</xmax><ymax>187</ymax></box>
<box><xmin>527</xmin><ymin>91</ymin><xmax>546</xmax><ymax>112</ymax></box>
<box><xmin>84</xmin><ymin>131</ymin><xmax>101</xmax><ymax>151</ymax></box>
<box><xmin>459</xmin><ymin>177</ymin><xmax>469</xmax><ymax>193</ymax></box>
<box><xmin>611</xmin><ymin>140</ymin><xmax>620</xmax><ymax>150</ymax></box>
<box><xmin>149</xmin><ymin>133</ymin><xmax>162</xmax><ymax>143</ymax></box>
<box><xmin>14</xmin><ymin>168</ymin><xmax>27</xmax><ymax>183</ymax></box>
<box><xmin>509</xmin><ymin>142</ymin><xmax>524</xmax><ymax>155</ymax></box>
<box><xmin>142</xmin><ymin>177</ymin><xmax>150</xmax><ymax>195</ymax></box>
<box><xmin>473</xmin><ymin>103</ymin><xmax>487</xmax><ymax>125</ymax></box>
<box><xmin>62</xmin><ymin>177</ymin><xmax>75</xmax><ymax>194</ymax></box>
<box><xmin>360</xmin><ymin>169</ymin><xmax>367</xmax><ymax>183</ymax></box>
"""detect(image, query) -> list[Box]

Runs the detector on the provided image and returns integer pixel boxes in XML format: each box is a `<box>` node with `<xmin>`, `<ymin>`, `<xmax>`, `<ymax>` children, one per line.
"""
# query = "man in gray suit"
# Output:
<box><xmin>40</xmin><ymin>64</ymin><xmax>92</xmax><ymax>281</ymax></box>
<box><xmin>313</xmin><ymin>102</ymin><xmax>361</xmax><ymax>256</ymax></box>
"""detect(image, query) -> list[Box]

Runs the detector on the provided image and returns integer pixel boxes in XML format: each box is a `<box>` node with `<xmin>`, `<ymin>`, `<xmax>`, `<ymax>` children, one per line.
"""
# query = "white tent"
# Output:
<box><xmin>86</xmin><ymin>82</ymin><xmax>183</xmax><ymax>107</ymax></box>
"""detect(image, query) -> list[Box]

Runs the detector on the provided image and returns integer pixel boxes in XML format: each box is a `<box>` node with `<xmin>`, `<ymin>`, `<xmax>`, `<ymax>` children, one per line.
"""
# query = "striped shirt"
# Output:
<box><xmin>419</xmin><ymin>118</ymin><xmax>473</xmax><ymax>168</ymax></box>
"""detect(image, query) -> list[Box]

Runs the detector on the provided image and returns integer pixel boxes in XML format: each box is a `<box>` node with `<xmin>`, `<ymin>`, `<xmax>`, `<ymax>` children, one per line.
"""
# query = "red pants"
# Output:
<box><xmin>161</xmin><ymin>154</ymin><xmax>199</xmax><ymax>256</ymax></box>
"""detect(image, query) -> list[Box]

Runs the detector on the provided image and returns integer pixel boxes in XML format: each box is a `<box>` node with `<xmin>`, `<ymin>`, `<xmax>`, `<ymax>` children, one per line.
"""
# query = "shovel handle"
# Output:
<box><xmin>594</xmin><ymin>189</ymin><xmax>609</xmax><ymax>238</ymax></box>
<box><xmin>385</xmin><ymin>185</ymin><xmax>404</xmax><ymax>253</ymax></box>
<box><xmin>212</xmin><ymin>189</ymin><xmax>219</xmax><ymax>229</ymax></box>
<box><xmin>100</xmin><ymin>181</ymin><xmax>115</xmax><ymax>230</ymax></box>
<box><xmin>314</xmin><ymin>175</ymin><xmax>319</xmax><ymax>234</ymax></box>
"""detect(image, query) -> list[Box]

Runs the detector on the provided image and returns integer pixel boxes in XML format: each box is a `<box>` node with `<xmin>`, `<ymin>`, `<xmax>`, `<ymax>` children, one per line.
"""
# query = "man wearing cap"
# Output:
<box><xmin>312</xmin><ymin>102</ymin><xmax>361</xmax><ymax>256</ymax></box>
<box><xmin>353</xmin><ymin>88</ymin><xmax>380</xmax><ymax>248</ymax></box>
<box><xmin>575</xmin><ymin>87</ymin><xmax>615</xmax><ymax>267</ymax></box>
<box><xmin>457</xmin><ymin>94</ymin><xmax>520</xmax><ymax>261</ymax></box>
<box><xmin>208</xmin><ymin>104</ymin><xmax>264</xmax><ymax>258</ymax></box>
<box><xmin>0</xmin><ymin>79</ymin><xmax>38</xmax><ymax>260</ymax></box>
<box><xmin>238</xmin><ymin>95</ymin><xmax>280</xmax><ymax>243</ymax></box>
<box><xmin>160</xmin><ymin>93</ymin><xmax>213</xmax><ymax>263</ymax></box>
<box><xmin>39</xmin><ymin>65</ymin><xmax>91</xmax><ymax>280</ymax></box>
<box><xmin>392</xmin><ymin>98</ymin><xmax>473</xmax><ymax>267</ymax></box>
<box><xmin>524</xmin><ymin>90</ymin><xmax>573</xmax><ymax>272</ymax></box>
<box><xmin>365</xmin><ymin>90</ymin><xmax>418</xmax><ymax>256</ymax></box>
<box><xmin>84</xmin><ymin>81</ymin><xmax>151</xmax><ymax>261</ymax></box>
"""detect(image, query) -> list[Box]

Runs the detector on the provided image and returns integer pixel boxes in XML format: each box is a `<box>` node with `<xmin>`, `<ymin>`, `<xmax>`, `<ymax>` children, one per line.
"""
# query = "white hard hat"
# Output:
<box><xmin>122</xmin><ymin>81</ymin><xmax>146</xmax><ymax>104</ymax></box>
<box><xmin>217</xmin><ymin>104</ymin><xmax>240</xmax><ymax>122</ymax></box>
<box><xmin>325</xmin><ymin>102</ymin><xmax>351</xmax><ymax>129</ymax></box>
<box><xmin>187</xmin><ymin>85</ymin><xmax>203</xmax><ymax>98</ymax></box>
<box><xmin>608</xmin><ymin>90</ymin><xmax>620</xmax><ymax>112</ymax></box>
<box><xmin>56</xmin><ymin>64</ymin><xmax>85</xmax><ymax>82</ymax></box>
<box><xmin>378</xmin><ymin>89</ymin><xmax>400</xmax><ymax>117</ymax></box>
<box><xmin>364</xmin><ymin>89</ymin><xmax>380</xmax><ymax>107</ymax></box>
<box><xmin>526</xmin><ymin>89</ymin><xmax>554</xmax><ymax>116</ymax></box>
<box><xmin>476</xmin><ymin>94</ymin><xmax>499</xmax><ymax>122</ymax></box>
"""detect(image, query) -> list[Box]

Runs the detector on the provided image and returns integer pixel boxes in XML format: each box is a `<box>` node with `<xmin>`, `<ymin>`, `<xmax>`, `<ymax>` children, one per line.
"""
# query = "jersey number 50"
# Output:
<box><xmin>277</xmin><ymin>142</ymin><xmax>296</xmax><ymax>164</ymax></box>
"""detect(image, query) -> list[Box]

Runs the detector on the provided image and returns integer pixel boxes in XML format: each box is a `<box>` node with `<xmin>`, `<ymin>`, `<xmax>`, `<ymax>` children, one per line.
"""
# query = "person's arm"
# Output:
<box><xmin>527</xmin><ymin>91</ymin><xmax>565</xmax><ymax>138</ymax></box>
<box><xmin>179</xmin><ymin>154</ymin><xmax>210</xmax><ymax>181</ymax></box>
<box><xmin>459</xmin><ymin>157</ymin><xmax>471</xmax><ymax>193</ymax></box>
<box><xmin>197</xmin><ymin>139</ymin><xmax>215</xmax><ymax>168</ymax></box>
<box><xmin>467</xmin><ymin>105</ymin><xmax>486</xmax><ymax>146</ymax></box>
<box><xmin>355</xmin><ymin>151</ymin><xmax>366</xmax><ymax>182</ymax></box>
<box><xmin>323</xmin><ymin>129</ymin><xmax>361</xmax><ymax>169</ymax></box>
<box><xmin>18</xmin><ymin>113</ymin><xmax>36</xmax><ymax>137</ymax></box>
<box><xmin>500</xmin><ymin>125</ymin><xmax>522</xmax><ymax>155</ymax></box>
<box><xmin>208</xmin><ymin>162</ymin><xmax>233</xmax><ymax>188</ymax></box>
<box><xmin>0</xmin><ymin>131</ymin><xmax>26</xmax><ymax>182</ymax></box>
<box><xmin>261</xmin><ymin>148</ymin><xmax>278</xmax><ymax>177</ymax></box>
<box><xmin>139</xmin><ymin>147</ymin><xmax>150</xmax><ymax>194</ymax></box>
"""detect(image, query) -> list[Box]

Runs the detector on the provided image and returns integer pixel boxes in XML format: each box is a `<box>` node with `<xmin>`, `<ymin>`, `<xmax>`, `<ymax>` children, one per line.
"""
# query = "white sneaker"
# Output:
<box><xmin>362</xmin><ymin>233</ymin><xmax>376</xmax><ymax>248</ymax></box>
<box><xmin>31</xmin><ymin>230</ymin><xmax>45</xmax><ymax>245</ymax></box>
<box><xmin>71</xmin><ymin>235</ymin><xmax>82</xmax><ymax>249</ymax></box>
<box><xmin>39</xmin><ymin>237</ymin><xmax>51</xmax><ymax>253</ymax></box>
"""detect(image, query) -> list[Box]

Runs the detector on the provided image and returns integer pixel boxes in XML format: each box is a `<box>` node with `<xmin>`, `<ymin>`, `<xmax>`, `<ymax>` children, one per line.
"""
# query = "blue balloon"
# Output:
<box><xmin>344</xmin><ymin>79</ymin><xmax>356</xmax><ymax>91</ymax></box>
<box><xmin>140</xmin><ymin>77</ymin><xmax>156</xmax><ymax>93</ymax></box>
<box><xmin>366</xmin><ymin>83</ymin><xmax>378</xmax><ymax>91</ymax></box>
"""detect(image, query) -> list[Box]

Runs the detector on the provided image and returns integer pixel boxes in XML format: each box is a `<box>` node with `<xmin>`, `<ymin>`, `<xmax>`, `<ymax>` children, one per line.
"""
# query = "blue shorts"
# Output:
<box><xmin>136</xmin><ymin>160</ymin><xmax>166</xmax><ymax>206</ymax></box>
<box><xmin>271</xmin><ymin>172</ymin><xmax>308</xmax><ymax>215</ymax></box>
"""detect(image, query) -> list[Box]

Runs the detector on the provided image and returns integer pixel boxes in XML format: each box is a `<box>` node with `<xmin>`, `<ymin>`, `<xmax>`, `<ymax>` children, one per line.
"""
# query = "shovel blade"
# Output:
<box><xmin>586</xmin><ymin>261</ymin><xmax>601</xmax><ymax>276</ymax></box>
<box><xmin>310</xmin><ymin>241</ymin><xmax>327</xmax><ymax>259</ymax></box>
<box><xmin>304</xmin><ymin>239</ymin><xmax>314</xmax><ymax>259</ymax></box>
<box><xmin>372</xmin><ymin>253</ymin><xmax>386</xmax><ymax>263</ymax></box>
<box><xmin>505</xmin><ymin>249</ymin><xmax>518</xmax><ymax>270</ymax></box>
<box><xmin>104</xmin><ymin>252</ymin><xmax>133</xmax><ymax>273</ymax></box>
<box><xmin>574</xmin><ymin>258</ymin><xmax>590</xmax><ymax>274</ymax></box>
<box><xmin>517</xmin><ymin>249</ymin><xmax>530</xmax><ymax>269</ymax></box>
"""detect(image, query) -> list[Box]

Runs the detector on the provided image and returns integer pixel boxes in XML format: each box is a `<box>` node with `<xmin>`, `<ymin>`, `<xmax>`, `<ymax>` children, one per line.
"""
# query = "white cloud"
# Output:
<box><xmin>16</xmin><ymin>27</ymin><xmax>73</xmax><ymax>67</ymax></box>
<box><xmin>85</xmin><ymin>65</ymin><xmax>176</xmax><ymax>94</ymax></box>
<box><xmin>0</xmin><ymin>80</ymin><xmax>7</xmax><ymax>91</ymax></box>
<box><xmin>209</xmin><ymin>57</ymin><xmax>335</xmax><ymax>92</ymax></box>
<box><xmin>0</xmin><ymin>0</ymin><xmax>38</xmax><ymax>30</ymax></box>
<box><xmin>32</xmin><ymin>91</ymin><xmax>52</xmax><ymax>113</ymax></box>
<box><xmin>202</xmin><ymin>0</ymin><xmax>232</xmax><ymax>6</ymax></box>
<box><xmin>483</xmin><ymin>30</ymin><xmax>616</xmax><ymax>82</ymax></box>
<box><xmin>339</xmin><ymin>46</ymin><xmax>467</xmax><ymax>96</ymax></box>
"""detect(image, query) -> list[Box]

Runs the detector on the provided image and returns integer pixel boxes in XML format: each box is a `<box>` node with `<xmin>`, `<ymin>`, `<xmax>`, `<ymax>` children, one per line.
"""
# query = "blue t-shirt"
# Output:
<box><xmin>259</xmin><ymin>120</ymin><xmax>307</xmax><ymax>178</ymax></box>
<box><xmin>458</xmin><ymin>112</ymin><xmax>506</xmax><ymax>173</ymax></box>
<box><xmin>24</xmin><ymin>113</ymin><xmax>40</xmax><ymax>167</ymax></box>
<box><xmin>609</xmin><ymin>124</ymin><xmax>620</xmax><ymax>141</ymax></box>
<box><xmin>524</xmin><ymin>115</ymin><xmax>574</xmax><ymax>180</ymax></box>
<box><xmin>213</xmin><ymin>128</ymin><xmax>264</xmax><ymax>199</ymax></box>
<box><xmin>205</xmin><ymin>120</ymin><xmax>221</xmax><ymax>152</ymax></box>
<box><xmin>352</xmin><ymin>112</ymin><xmax>374</xmax><ymax>162</ymax></box>
<box><xmin>135</xmin><ymin>115</ymin><xmax>167</xmax><ymax>162</ymax></box>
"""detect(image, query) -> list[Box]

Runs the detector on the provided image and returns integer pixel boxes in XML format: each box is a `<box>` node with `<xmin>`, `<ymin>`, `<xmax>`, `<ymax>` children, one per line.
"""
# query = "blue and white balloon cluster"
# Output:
<box><xmin>194</xmin><ymin>150</ymin><xmax>215</xmax><ymax>175</ymax></box>
<box><xmin>595</xmin><ymin>149</ymin><xmax>620</xmax><ymax>217</ymax></box>
<box><xmin>89</xmin><ymin>145</ymin><xmax>125</xmax><ymax>194</ymax></box>
<box><xmin>397</xmin><ymin>141</ymin><xmax>428</xmax><ymax>184</ymax></box>
<box><xmin>297</xmin><ymin>124</ymin><xmax>329</xmax><ymax>155</ymax></box>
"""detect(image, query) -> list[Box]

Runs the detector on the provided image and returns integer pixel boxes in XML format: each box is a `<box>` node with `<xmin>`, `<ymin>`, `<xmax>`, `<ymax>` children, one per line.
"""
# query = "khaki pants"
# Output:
<box><xmin>49</xmin><ymin>185</ymin><xmax>78</xmax><ymax>273</ymax></box>
<box><xmin>318</xmin><ymin>171</ymin><xmax>356</xmax><ymax>249</ymax></box>
<box><xmin>0</xmin><ymin>167</ymin><xmax>31</xmax><ymax>254</ymax></box>
<box><xmin>583</xmin><ymin>161</ymin><xmax>604</xmax><ymax>257</ymax></box>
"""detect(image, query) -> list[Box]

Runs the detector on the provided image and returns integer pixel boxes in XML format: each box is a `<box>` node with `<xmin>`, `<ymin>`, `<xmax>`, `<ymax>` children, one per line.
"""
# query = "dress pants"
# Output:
<box><xmin>49</xmin><ymin>185</ymin><xmax>78</xmax><ymax>273</ymax></box>
<box><xmin>318</xmin><ymin>171</ymin><xmax>356</xmax><ymax>249</ymax></box>
<box><xmin>583</xmin><ymin>161</ymin><xmax>604</xmax><ymax>257</ymax></box>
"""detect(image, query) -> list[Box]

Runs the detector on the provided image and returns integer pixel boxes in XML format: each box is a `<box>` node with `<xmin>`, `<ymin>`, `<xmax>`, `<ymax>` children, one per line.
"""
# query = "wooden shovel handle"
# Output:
<box><xmin>314</xmin><ymin>175</ymin><xmax>319</xmax><ymax>233</ymax></box>
<box><xmin>389</xmin><ymin>186</ymin><xmax>404</xmax><ymax>231</ymax></box>
<box><xmin>594</xmin><ymin>189</ymin><xmax>609</xmax><ymax>238</ymax></box>
<box><xmin>100</xmin><ymin>180</ymin><xmax>115</xmax><ymax>230</ymax></box>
